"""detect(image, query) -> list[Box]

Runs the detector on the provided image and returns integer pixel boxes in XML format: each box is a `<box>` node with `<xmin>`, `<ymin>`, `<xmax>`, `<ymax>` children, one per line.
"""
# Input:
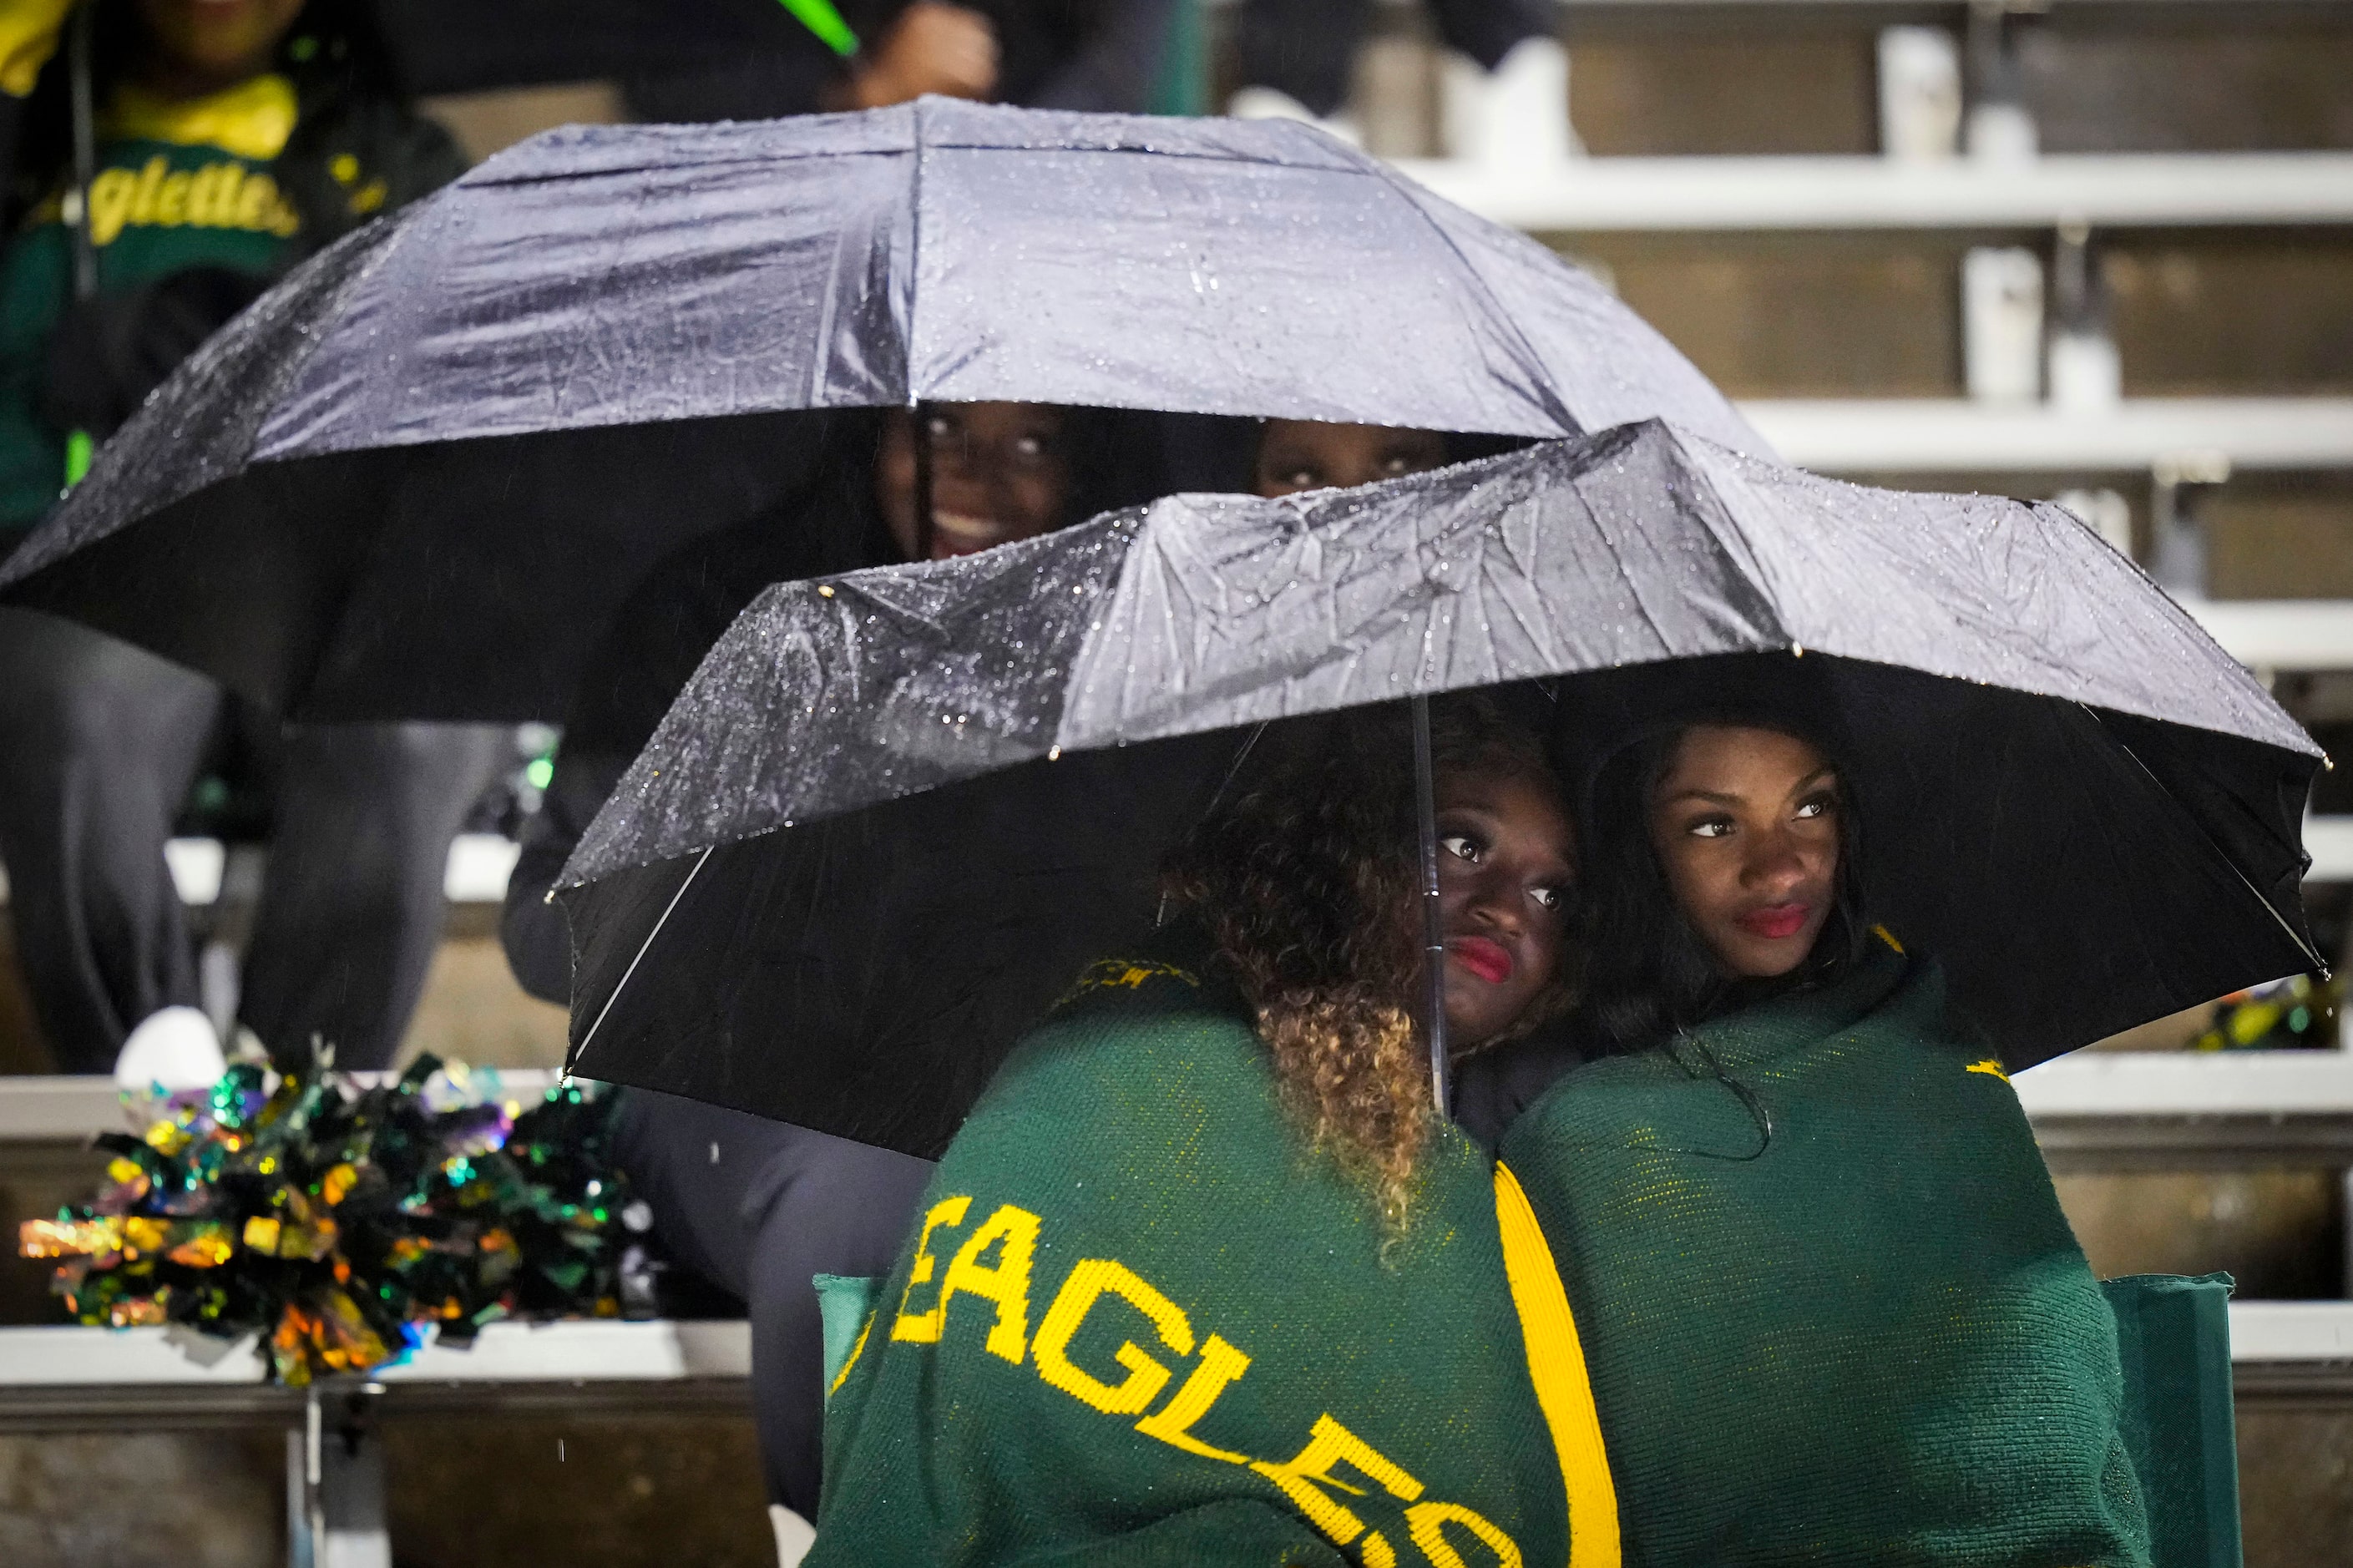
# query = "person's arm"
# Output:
<box><xmin>1022</xmin><ymin>0</ymin><xmax>1179</xmax><ymax>114</ymax></box>
<box><xmin>500</xmin><ymin>739</ymin><xmax>631</xmax><ymax>1005</ymax></box>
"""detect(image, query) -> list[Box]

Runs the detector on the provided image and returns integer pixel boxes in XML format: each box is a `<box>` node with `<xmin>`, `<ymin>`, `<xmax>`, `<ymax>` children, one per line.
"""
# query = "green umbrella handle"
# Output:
<box><xmin>777</xmin><ymin>0</ymin><xmax>859</xmax><ymax>57</ymax></box>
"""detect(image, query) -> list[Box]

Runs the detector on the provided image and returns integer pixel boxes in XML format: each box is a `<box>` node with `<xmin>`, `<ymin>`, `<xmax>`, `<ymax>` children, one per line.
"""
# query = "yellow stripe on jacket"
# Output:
<box><xmin>1495</xmin><ymin>1161</ymin><xmax>1621</xmax><ymax>1568</ymax></box>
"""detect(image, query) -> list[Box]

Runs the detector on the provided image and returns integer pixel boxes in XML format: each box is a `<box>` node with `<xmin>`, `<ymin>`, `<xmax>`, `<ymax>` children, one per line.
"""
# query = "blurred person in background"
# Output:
<box><xmin>501</xmin><ymin>413</ymin><xmax>1455</xmax><ymax>1554</ymax></box>
<box><xmin>500</xmin><ymin>401</ymin><xmax>1163</xmax><ymax>1555</ymax></box>
<box><xmin>1227</xmin><ymin>0</ymin><xmax>1574</xmax><ymax>165</ymax></box>
<box><xmin>0</xmin><ymin>0</ymin><xmax>503</xmax><ymax>1085</ymax></box>
<box><xmin>621</xmin><ymin>0</ymin><xmax>1180</xmax><ymax>124</ymax></box>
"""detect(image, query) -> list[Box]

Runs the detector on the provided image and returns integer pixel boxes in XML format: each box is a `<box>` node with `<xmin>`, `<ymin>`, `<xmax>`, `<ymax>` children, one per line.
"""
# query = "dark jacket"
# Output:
<box><xmin>1</xmin><ymin>4</ymin><xmax>463</xmax><ymax>530</ymax></box>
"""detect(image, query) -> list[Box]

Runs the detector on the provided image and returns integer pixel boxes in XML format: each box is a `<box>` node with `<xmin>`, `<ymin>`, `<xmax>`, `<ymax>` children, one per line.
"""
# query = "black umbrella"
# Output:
<box><xmin>0</xmin><ymin>99</ymin><xmax>1755</xmax><ymax>722</ymax></box>
<box><xmin>556</xmin><ymin>422</ymin><xmax>2322</xmax><ymax>1159</ymax></box>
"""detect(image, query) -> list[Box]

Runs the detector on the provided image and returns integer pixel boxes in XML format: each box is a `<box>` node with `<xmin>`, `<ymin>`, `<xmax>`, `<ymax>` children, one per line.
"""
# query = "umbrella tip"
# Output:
<box><xmin>1790</xmin><ymin>643</ymin><xmax>1804</xmax><ymax>658</ymax></box>
<box><xmin>1048</xmin><ymin>746</ymin><xmax>1062</xmax><ymax>761</ymax></box>
<box><xmin>819</xmin><ymin>584</ymin><xmax>835</xmax><ymax>598</ymax></box>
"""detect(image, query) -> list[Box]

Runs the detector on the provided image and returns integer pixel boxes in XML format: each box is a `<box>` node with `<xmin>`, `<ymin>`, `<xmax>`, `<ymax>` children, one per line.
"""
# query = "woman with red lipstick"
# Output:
<box><xmin>1494</xmin><ymin>673</ymin><xmax>2153</xmax><ymax>1568</ymax></box>
<box><xmin>1576</xmin><ymin>708</ymin><xmax>1868</xmax><ymax>1051</ymax></box>
<box><xmin>807</xmin><ymin>697</ymin><xmax>1614</xmax><ymax>1565</ymax></box>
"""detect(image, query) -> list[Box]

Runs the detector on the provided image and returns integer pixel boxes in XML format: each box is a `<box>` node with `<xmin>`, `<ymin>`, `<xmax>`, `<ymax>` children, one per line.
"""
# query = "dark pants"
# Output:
<box><xmin>0</xmin><ymin>609</ymin><xmax>508</xmax><ymax>1072</ymax></box>
<box><xmin>613</xmin><ymin>1090</ymin><xmax>934</xmax><ymax>1515</ymax></box>
<box><xmin>1234</xmin><ymin>0</ymin><xmax>1557</xmax><ymax>116</ymax></box>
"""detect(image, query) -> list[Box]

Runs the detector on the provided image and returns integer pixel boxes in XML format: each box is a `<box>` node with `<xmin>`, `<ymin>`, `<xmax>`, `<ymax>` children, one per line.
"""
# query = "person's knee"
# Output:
<box><xmin>753</xmin><ymin>1140</ymin><xmax>934</xmax><ymax>1279</ymax></box>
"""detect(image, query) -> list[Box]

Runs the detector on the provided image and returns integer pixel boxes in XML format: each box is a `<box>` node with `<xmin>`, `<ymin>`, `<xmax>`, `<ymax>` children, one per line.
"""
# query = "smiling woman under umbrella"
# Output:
<box><xmin>498</xmin><ymin>394</ymin><xmax>1172</xmax><ymax>1530</ymax></box>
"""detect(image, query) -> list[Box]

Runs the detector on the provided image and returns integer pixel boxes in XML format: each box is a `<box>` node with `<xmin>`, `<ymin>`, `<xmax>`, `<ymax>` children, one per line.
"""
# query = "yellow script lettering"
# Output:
<box><xmin>935</xmin><ymin>1202</ymin><xmax>1040</xmax><ymax>1363</ymax></box>
<box><xmin>1406</xmin><ymin>1501</ymin><xmax>1524</xmax><ymax>1568</ymax></box>
<box><xmin>1033</xmin><ymin>1257</ymin><xmax>1192</xmax><ymax>1414</ymax></box>
<box><xmin>87</xmin><ymin>168</ymin><xmax>135</xmax><ymax>245</ymax></box>
<box><xmin>1135</xmin><ymin>1333</ymin><xmax>1252</xmax><ymax>1464</ymax></box>
<box><xmin>1251</xmin><ymin>1414</ymin><xmax>1425</xmax><ymax>1549</ymax></box>
<box><xmin>233</xmin><ymin>172</ymin><xmax>276</xmax><ymax>231</ymax></box>
<box><xmin>888</xmin><ymin>1194</ymin><xmax>971</xmax><ymax>1344</ymax></box>
<box><xmin>128</xmin><ymin>156</ymin><xmax>167</xmax><ymax>225</ymax></box>
<box><xmin>154</xmin><ymin>169</ymin><xmax>190</xmax><ymax>226</ymax></box>
<box><xmin>184</xmin><ymin>164</ymin><xmax>227</xmax><ymax>227</ymax></box>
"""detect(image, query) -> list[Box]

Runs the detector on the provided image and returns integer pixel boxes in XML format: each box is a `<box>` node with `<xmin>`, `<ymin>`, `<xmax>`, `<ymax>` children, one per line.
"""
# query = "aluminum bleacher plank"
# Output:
<box><xmin>1394</xmin><ymin>151</ymin><xmax>2353</xmax><ymax>232</ymax></box>
<box><xmin>1738</xmin><ymin>397</ymin><xmax>2353</xmax><ymax>474</ymax></box>
<box><xmin>0</xmin><ymin>832</ymin><xmax>519</xmax><ymax>909</ymax></box>
<box><xmin>2230</xmin><ymin>1301</ymin><xmax>2353</xmax><ymax>1365</ymax></box>
<box><xmin>2184</xmin><ymin>602</ymin><xmax>2353</xmax><ymax>675</ymax></box>
<box><xmin>0</xmin><ymin>1070</ymin><xmax>562</xmax><ymax>1145</ymax></box>
<box><xmin>2018</xmin><ymin>1049</ymin><xmax>2353</xmax><ymax>1171</ymax></box>
<box><xmin>2014</xmin><ymin>1050</ymin><xmax>2353</xmax><ymax>1119</ymax></box>
<box><xmin>0</xmin><ymin>1319</ymin><xmax>752</xmax><ymax>1430</ymax></box>
<box><xmin>0</xmin><ymin>1318</ymin><xmax>751</xmax><ymax>1385</ymax></box>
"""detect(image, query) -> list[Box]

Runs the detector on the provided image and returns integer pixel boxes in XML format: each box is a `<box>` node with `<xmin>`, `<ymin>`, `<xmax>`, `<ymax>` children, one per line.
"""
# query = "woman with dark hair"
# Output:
<box><xmin>1496</xmin><ymin>663</ymin><xmax>2153</xmax><ymax>1568</ymax></box>
<box><xmin>1575</xmin><ymin>700</ymin><xmax>1869</xmax><ymax>1053</ymax></box>
<box><xmin>807</xmin><ymin>697</ymin><xmax>1615</xmax><ymax>1565</ymax></box>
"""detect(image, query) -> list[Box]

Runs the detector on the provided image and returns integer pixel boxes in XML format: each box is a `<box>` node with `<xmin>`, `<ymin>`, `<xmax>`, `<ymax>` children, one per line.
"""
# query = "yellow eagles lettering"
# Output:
<box><xmin>895</xmin><ymin>1191</ymin><xmax>1526</xmax><ymax>1567</ymax></box>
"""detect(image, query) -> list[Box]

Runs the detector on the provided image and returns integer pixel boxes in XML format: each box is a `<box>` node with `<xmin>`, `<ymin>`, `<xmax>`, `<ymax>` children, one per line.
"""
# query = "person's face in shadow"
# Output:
<box><xmin>1435</xmin><ymin>768</ymin><xmax>1575</xmax><ymax>1051</ymax></box>
<box><xmin>1253</xmin><ymin>420</ymin><xmax>1450</xmax><ymax>499</ymax></box>
<box><xmin>136</xmin><ymin>0</ymin><xmax>306</xmax><ymax>96</ymax></box>
<box><xmin>876</xmin><ymin>402</ymin><xmax>1074</xmax><ymax>561</ymax></box>
<box><xmin>1647</xmin><ymin>724</ymin><xmax>1842</xmax><ymax>980</ymax></box>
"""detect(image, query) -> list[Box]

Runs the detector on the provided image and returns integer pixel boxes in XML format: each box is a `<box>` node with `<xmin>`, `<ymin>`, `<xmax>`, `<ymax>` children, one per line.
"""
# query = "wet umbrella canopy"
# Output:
<box><xmin>0</xmin><ymin>99</ymin><xmax>1753</xmax><ymax>722</ymax></box>
<box><xmin>558</xmin><ymin>423</ymin><xmax>2321</xmax><ymax>1159</ymax></box>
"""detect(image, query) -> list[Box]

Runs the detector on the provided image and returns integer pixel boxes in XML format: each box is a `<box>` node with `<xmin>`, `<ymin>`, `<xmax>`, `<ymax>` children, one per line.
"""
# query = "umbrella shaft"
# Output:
<box><xmin>913</xmin><ymin>400</ymin><xmax>934</xmax><ymax>563</ymax></box>
<box><xmin>1412</xmin><ymin>695</ymin><xmax>1450</xmax><ymax>1115</ymax></box>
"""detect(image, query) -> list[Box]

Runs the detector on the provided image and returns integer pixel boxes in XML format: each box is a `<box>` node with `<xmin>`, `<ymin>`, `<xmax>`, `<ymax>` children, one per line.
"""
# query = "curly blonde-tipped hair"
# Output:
<box><xmin>1161</xmin><ymin>696</ymin><xmax>1571</xmax><ymax>1232</ymax></box>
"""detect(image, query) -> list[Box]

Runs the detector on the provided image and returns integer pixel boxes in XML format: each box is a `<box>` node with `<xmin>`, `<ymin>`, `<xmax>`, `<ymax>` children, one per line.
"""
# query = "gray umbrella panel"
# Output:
<box><xmin>264</xmin><ymin>101</ymin><xmax>1752</xmax><ymax>452</ymax></box>
<box><xmin>553</xmin><ymin>422</ymin><xmax>2320</xmax><ymax>1141</ymax></box>
<box><xmin>3</xmin><ymin>98</ymin><xmax>1759</xmax><ymax>592</ymax></box>
<box><xmin>568</xmin><ymin>420</ymin><xmax>2313</xmax><ymax>886</ymax></box>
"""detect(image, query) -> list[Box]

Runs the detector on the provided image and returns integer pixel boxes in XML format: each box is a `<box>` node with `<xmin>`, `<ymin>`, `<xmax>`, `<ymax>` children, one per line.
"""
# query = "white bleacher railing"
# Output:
<box><xmin>1738</xmin><ymin>398</ymin><xmax>2353</xmax><ymax>477</ymax></box>
<box><xmin>1398</xmin><ymin>151</ymin><xmax>2353</xmax><ymax>233</ymax></box>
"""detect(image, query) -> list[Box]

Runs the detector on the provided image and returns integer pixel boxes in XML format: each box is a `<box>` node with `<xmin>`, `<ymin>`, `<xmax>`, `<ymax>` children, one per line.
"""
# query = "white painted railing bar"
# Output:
<box><xmin>0</xmin><ymin>1070</ymin><xmax>564</xmax><ymax>1145</ymax></box>
<box><xmin>0</xmin><ymin>832</ymin><xmax>519</xmax><ymax>910</ymax></box>
<box><xmin>1738</xmin><ymin>398</ymin><xmax>2353</xmax><ymax>475</ymax></box>
<box><xmin>1395</xmin><ymin>152</ymin><xmax>2353</xmax><ymax>232</ymax></box>
<box><xmin>0</xmin><ymin>1318</ymin><xmax>749</xmax><ymax>1389</ymax></box>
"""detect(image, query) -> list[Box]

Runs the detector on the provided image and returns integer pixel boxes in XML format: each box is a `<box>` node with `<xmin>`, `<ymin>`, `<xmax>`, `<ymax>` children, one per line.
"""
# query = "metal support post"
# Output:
<box><xmin>286</xmin><ymin>1384</ymin><xmax>391</xmax><ymax>1568</ymax></box>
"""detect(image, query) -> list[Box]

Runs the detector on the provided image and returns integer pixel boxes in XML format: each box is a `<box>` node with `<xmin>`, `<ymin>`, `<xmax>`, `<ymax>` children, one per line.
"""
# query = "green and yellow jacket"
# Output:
<box><xmin>1500</xmin><ymin>933</ymin><xmax>2153</xmax><ymax>1568</ymax></box>
<box><xmin>811</xmin><ymin>950</ymin><xmax>1620</xmax><ymax>1567</ymax></box>
<box><xmin>0</xmin><ymin>64</ymin><xmax>462</xmax><ymax>532</ymax></box>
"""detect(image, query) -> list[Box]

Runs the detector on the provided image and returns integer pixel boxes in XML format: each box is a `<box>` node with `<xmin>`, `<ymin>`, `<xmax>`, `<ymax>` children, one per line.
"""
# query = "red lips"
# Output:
<box><xmin>1734</xmin><ymin>903</ymin><xmax>1811</xmax><ymax>941</ymax></box>
<box><xmin>1448</xmin><ymin>935</ymin><xmax>1515</xmax><ymax>985</ymax></box>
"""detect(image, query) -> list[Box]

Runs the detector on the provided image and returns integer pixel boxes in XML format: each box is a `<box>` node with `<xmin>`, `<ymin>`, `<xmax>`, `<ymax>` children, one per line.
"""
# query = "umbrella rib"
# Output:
<box><xmin>2093</xmin><ymin>707</ymin><xmax>2325</xmax><ymax>971</ymax></box>
<box><xmin>1369</xmin><ymin>164</ymin><xmax>1578</xmax><ymax>438</ymax></box>
<box><xmin>904</xmin><ymin>97</ymin><xmax>929</xmax><ymax>404</ymax></box>
<box><xmin>572</xmin><ymin>845</ymin><xmax>716</xmax><ymax>1061</ymax></box>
